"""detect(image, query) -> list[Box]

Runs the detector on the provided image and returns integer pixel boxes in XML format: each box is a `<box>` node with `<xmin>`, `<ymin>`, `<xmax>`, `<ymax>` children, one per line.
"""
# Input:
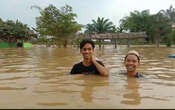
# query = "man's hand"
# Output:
<box><xmin>90</xmin><ymin>53</ymin><xmax>109</xmax><ymax>77</ymax></box>
<box><xmin>90</xmin><ymin>52</ymin><xmax>96</xmax><ymax>63</ymax></box>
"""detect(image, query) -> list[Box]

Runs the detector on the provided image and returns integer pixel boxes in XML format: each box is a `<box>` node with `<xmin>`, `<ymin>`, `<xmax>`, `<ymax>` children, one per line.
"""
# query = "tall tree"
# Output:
<box><xmin>119</xmin><ymin>10</ymin><xmax>154</xmax><ymax>42</ymax></box>
<box><xmin>159</xmin><ymin>5</ymin><xmax>175</xmax><ymax>46</ymax></box>
<box><xmin>34</xmin><ymin>4</ymin><xmax>82</xmax><ymax>47</ymax></box>
<box><xmin>153</xmin><ymin>11</ymin><xmax>172</xmax><ymax>47</ymax></box>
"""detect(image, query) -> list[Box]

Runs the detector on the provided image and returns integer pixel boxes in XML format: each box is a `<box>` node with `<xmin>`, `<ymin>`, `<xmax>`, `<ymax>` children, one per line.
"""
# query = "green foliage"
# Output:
<box><xmin>85</xmin><ymin>17</ymin><xmax>117</xmax><ymax>34</ymax></box>
<box><xmin>0</xmin><ymin>18</ymin><xmax>3</xmax><ymax>26</ymax></box>
<box><xmin>165</xmin><ymin>32</ymin><xmax>173</xmax><ymax>47</ymax></box>
<box><xmin>119</xmin><ymin>10</ymin><xmax>154</xmax><ymax>42</ymax></box>
<box><xmin>0</xmin><ymin>19</ymin><xmax>34</xmax><ymax>43</ymax></box>
<box><xmin>159</xmin><ymin>5</ymin><xmax>175</xmax><ymax>22</ymax></box>
<box><xmin>152</xmin><ymin>11</ymin><xmax>172</xmax><ymax>47</ymax></box>
<box><xmin>119</xmin><ymin>9</ymin><xmax>173</xmax><ymax>47</ymax></box>
<box><xmin>172</xmin><ymin>31</ymin><xmax>175</xmax><ymax>43</ymax></box>
<box><xmin>35</xmin><ymin>4</ymin><xmax>82</xmax><ymax>47</ymax></box>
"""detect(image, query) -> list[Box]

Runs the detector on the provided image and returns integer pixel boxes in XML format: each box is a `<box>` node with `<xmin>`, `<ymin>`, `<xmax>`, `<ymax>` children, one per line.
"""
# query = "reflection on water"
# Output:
<box><xmin>0</xmin><ymin>46</ymin><xmax>175</xmax><ymax>108</ymax></box>
<box><xmin>75</xmin><ymin>75</ymin><xmax>109</xmax><ymax>103</ymax></box>
<box><xmin>121</xmin><ymin>77</ymin><xmax>141</xmax><ymax>105</ymax></box>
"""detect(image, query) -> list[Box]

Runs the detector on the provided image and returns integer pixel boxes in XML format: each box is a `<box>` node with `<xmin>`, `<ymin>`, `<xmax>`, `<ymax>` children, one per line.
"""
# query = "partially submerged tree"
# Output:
<box><xmin>33</xmin><ymin>4</ymin><xmax>82</xmax><ymax>47</ymax></box>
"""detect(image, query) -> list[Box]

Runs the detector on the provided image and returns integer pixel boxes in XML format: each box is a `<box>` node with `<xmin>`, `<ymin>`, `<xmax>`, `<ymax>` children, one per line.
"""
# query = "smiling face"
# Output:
<box><xmin>124</xmin><ymin>54</ymin><xmax>140</xmax><ymax>73</ymax></box>
<box><xmin>81</xmin><ymin>43</ymin><xmax>94</xmax><ymax>60</ymax></box>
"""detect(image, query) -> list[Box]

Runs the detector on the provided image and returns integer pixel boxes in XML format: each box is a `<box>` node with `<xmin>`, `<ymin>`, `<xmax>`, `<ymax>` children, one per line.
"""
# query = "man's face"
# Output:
<box><xmin>124</xmin><ymin>55</ymin><xmax>140</xmax><ymax>72</ymax></box>
<box><xmin>81</xmin><ymin>43</ymin><xmax>94</xmax><ymax>60</ymax></box>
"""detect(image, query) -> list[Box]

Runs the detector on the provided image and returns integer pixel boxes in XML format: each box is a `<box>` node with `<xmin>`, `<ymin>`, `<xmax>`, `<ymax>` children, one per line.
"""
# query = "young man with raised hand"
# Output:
<box><xmin>70</xmin><ymin>39</ymin><xmax>109</xmax><ymax>77</ymax></box>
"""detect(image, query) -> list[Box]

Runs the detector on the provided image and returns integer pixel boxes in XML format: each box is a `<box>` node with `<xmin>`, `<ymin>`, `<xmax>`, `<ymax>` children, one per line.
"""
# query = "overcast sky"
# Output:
<box><xmin>0</xmin><ymin>0</ymin><xmax>175</xmax><ymax>28</ymax></box>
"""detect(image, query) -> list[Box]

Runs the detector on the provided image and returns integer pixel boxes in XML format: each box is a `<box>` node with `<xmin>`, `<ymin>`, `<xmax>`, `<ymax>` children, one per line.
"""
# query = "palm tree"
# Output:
<box><xmin>85</xmin><ymin>17</ymin><xmax>116</xmax><ymax>34</ymax></box>
<box><xmin>159</xmin><ymin>5</ymin><xmax>175</xmax><ymax>22</ymax></box>
<box><xmin>84</xmin><ymin>24</ymin><xmax>95</xmax><ymax>35</ymax></box>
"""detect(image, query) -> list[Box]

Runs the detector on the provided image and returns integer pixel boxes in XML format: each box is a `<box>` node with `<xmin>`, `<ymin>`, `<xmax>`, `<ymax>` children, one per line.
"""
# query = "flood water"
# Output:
<box><xmin>0</xmin><ymin>45</ymin><xmax>175</xmax><ymax>109</ymax></box>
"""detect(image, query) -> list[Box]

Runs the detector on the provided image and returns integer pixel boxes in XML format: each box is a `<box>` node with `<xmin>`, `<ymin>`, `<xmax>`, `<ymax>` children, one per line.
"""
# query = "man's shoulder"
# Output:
<box><xmin>73</xmin><ymin>61</ymin><xmax>83</xmax><ymax>66</ymax></box>
<box><xmin>70</xmin><ymin>62</ymin><xmax>83</xmax><ymax>74</ymax></box>
<box><xmin>71</xmin><ymin>62</ymin><xmax>83</xmax><ymax>71</ymax></box>
<box><xmin>136</xmin><ymin>72</ymin><xmax>143</xmax><ymax>78</ymax></box>
<box><xmin>120</xmin><ymin>72</ymin><xmax>144</xmax><ymax>78</ymax></box>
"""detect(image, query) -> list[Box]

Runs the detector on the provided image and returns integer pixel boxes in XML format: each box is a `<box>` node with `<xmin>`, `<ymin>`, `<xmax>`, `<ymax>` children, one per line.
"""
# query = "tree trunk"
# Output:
<box><xmin>98</xmin><ymin>39</ymin><xmax>102</xmax><ymax>49</ymax></box>
<box><xmin>127</xmin><ymin>38</ymin><xmax>131</xmax><ymax>48</ymax></box>
<box><xmin>63</xmin><ymin>40</ymin><xmax>67</xmax><ymax>48</ymax></box>
<box><xmin>156</xmin><ymin>38</ymin><xmax>160</xmax><ymax>48</ymax></box>
<box><xmin>114</xmin><ymin>39</ymin><xmax>117</xmax><ymax>48</ymax></box>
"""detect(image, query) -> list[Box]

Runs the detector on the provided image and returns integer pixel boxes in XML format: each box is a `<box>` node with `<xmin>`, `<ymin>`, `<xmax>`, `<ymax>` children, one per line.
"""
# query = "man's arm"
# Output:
<box><xmin>91</xmin><ymin>56</ymin><xmax>109</xmax><ymax>77</ymax></box>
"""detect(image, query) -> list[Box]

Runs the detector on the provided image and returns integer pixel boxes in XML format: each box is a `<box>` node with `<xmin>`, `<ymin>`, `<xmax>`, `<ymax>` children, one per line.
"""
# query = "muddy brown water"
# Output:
<box><xmin>0</xmin><ymin>45</ymin><xmax>175</xmax><ymax>109</ymax></box>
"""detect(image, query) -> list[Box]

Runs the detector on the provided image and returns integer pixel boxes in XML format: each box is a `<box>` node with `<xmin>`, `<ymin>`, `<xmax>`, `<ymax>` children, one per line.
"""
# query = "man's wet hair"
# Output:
<box><xmin>124</xmin><ymin>50</ymin><xmax>140</xmax><ymax>62</ymax></box>
<box><xmin>124</xmin><ymin>53</ymin><xmax>140</xmax><ymax>62</ymax></box>
<box><xmin>80</xmin><ymin>39</ymin><xmax>95</xmax><ymax>49</ymax></box>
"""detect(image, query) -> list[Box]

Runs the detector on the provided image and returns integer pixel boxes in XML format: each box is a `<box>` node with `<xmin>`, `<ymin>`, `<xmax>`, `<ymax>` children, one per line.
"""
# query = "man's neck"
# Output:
<box><xmin>83</xmin><ymin>59</ymin><xmax>92</xmax><ymax>66</ymax></box>
<box><xmin>127</xmin><ymin>71</ymin><xmax>137</xmax><ymax>77</ymax></box>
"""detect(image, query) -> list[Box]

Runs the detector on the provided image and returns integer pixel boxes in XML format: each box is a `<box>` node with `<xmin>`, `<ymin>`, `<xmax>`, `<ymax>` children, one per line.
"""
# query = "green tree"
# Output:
<box><xmin>159</xmin><ymin>5</ymin><xmax>175</xmax><ymax>46</ymax></box>
<box><xmin>0</xmin><ymin>19</ymin><xmax>33</xmax><ymax>43</ymax></box>
<box><xmin>160</xmin><ymin>5</ymin><xmax>175</xmax><ymax>22</ymax></box>
<box><xmin>152</xmin><ymin>12</ymin><xmax>172</xmax><ymax>47</ymax></box>
<box><xmin>119</xmin><ymin>9</ymin><xmax>172</xmax><ymax>47</ymax></box>
<box><xmin>0</xmin><ymin>18</ymin><xmax>3</xmax><ymax>26</ymax></box>
<box><xmin>85</xmin><ymin>17</ymin><xmax>116</xmax><ymax>34</ymax></box>
<box><xmin>119</xmin><ymin>10</ymin><xmax>154</xmax><ymax>43</ymax></box>
<box><xmin>172</xmin><ymin>30</ymin><xmax>175</xmax><ymax>44</ymax></box>
<box><xmin>34</xmin><ymin>4</ymin><xmax>82</xmax><ymax>48</ymax></box>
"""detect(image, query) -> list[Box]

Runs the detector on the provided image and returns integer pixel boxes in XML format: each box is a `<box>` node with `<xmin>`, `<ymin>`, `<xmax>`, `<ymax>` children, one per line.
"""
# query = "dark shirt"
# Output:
<box><xmin>122</xmin><ymin>72</ymin><xmax>143</xmax><ymax>78</ymax></box>
<box><xmin>70</xmin><ymin>60</ymin><xmax>104</xmax><ymax>75</ymax></box>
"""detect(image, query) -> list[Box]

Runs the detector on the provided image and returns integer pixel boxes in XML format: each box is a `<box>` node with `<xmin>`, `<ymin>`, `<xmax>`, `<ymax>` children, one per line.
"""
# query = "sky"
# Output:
<box><xmin>0</xmin><ymin>0</ymin><xmax>175</xmax><ymax>28</ymax></box>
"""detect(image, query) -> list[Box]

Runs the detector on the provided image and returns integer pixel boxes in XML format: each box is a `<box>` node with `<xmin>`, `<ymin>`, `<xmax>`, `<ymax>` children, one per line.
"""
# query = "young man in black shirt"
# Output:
<box><xmin>70</xmin><ymin>39</ymin><xmax>109</xmax><ymax>76</ymax></box>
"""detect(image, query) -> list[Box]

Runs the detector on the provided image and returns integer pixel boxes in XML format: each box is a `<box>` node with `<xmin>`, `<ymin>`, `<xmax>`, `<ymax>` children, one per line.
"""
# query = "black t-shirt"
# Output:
<box><xmin>70</xmin><ymin>60</ymin><xmax>104</xmax><ymax>75</ymax></box>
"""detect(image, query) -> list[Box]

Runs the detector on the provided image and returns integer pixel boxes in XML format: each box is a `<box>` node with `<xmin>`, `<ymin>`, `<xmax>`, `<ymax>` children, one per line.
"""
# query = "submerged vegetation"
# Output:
<box><xmin>31</xmin><ymin>4</ymin><xmax>83</xmax><ymax>48</ymax></box>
